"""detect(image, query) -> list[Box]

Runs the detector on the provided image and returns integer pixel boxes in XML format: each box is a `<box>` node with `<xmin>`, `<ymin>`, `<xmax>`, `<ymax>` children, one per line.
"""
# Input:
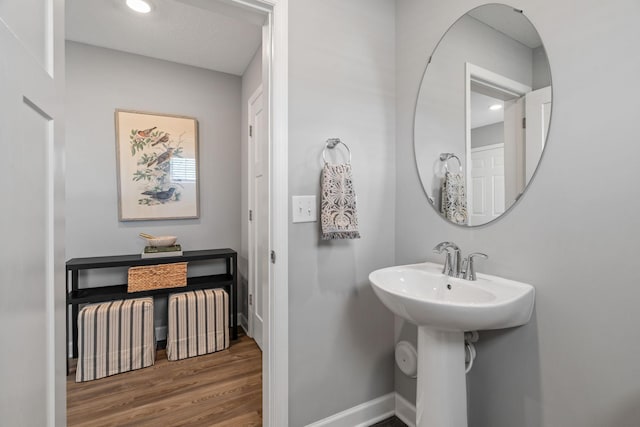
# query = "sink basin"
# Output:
<box><xmin>369</xmin><ymin>262</ymin><xmax>534</xmax><ymax>331</ymax></box>
<box><xmin>370</xmin><ymin>261</ymin><xmax>535</xmax><ymax>427</ymax></box>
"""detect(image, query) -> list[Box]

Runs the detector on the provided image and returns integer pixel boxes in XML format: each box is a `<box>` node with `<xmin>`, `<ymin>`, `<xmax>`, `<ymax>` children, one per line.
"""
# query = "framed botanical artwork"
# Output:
<box><xmin>115</xmin><ymin>109</ymin><xmax>200</xmax><ymax>221</ymax></box>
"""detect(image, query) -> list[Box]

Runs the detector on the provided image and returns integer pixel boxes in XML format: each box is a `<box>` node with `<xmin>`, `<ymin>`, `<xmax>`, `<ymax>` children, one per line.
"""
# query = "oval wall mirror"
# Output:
<box><xmin>414</xmin><ymin>4</ymin><xmax>552</xmax><ymax>226</ymax></box>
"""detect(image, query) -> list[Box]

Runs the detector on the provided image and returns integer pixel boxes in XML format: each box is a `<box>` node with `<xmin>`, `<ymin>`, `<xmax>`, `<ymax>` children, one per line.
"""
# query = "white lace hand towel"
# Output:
<box><xmin>440</xmin><ymin>172</ymin><xmax>468</xmax><ymax>225</ymax></box>
<box><xmin>321</xmin><ymin>163</ymin><xmax>361</xmax><ymax>240</ymax></box>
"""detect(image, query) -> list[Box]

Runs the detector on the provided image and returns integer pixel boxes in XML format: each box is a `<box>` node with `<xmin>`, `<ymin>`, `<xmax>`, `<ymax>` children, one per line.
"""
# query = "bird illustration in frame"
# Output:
<box><xmin>116</xmin><ymin>109</ymin><xmax>198</xmax><ymax>219</ymax></box>
<box><xmin>147</xmin><ymin>147</ymin><xmax>175</xmax><ymax>167</ymax></box>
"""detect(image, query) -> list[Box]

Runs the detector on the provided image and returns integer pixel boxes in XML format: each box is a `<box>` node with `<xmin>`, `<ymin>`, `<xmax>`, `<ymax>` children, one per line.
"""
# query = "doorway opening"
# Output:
<box><xmin>63</xmin><ymin>0</ymin><xmax>287</xmax><ymax>425</ymax></box>
<box><xmin>465</xmin><ymin>62</ymin><xmax>530</xmax><ymax>226</ymax></box>
<box><xmin>465</xmin><ymin>62</ymin><xmax>552</xmax><ymax>226</ymax></box>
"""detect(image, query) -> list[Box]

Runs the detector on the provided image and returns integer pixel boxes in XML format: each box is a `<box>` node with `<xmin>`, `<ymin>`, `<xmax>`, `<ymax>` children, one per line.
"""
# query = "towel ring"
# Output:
<box><xmin>440</xmin><ymin>153</ymin><xmax>462</xmax><ymax>173</ymax></box>
<box><xmin>323</xmin><ymin>138</ymin><xmax>352</xmax><ymax>164</ymax></box>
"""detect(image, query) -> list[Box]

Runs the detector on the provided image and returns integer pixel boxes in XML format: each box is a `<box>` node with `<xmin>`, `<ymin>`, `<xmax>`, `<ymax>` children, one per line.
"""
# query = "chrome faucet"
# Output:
<box><xmin>433</xmin><ymin>242</ymin><xmax>488</xmax><ymax>281</ymax></box>
<box><xmin>432</xmin><ymin>242</ymin><xmax>462</xmax><ymax>277</ymax></box>
<box><xmin>462</xmin><ymin>252</ymin><xmax>488</xmax><ymax>281</ymax></box>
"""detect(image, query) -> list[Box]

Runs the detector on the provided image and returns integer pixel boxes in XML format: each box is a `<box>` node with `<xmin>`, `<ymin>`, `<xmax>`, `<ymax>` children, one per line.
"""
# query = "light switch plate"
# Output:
<box><xmin>292</xmin><ymin>195</ymin><xmax>317</xmax><ymax>223</ymax></box>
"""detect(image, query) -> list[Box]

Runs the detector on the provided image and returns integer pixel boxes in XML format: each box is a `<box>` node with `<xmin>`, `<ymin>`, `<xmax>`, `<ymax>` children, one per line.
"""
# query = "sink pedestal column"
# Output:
<box><xmin>417</xmin><ymin>326</ymin><xmax>467</xmax><ymax>427</ymax></box>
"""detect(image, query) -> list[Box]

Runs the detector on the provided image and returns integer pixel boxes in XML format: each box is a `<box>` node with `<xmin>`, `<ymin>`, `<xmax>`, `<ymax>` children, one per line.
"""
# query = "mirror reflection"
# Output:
<box><xmin>414</xmin><ymin>4</ymin><xmax>552</xmax><ymax>226</ymax></box>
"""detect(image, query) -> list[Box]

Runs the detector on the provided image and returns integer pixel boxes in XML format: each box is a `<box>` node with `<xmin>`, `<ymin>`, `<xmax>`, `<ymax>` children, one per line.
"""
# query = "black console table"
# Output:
<box><xmin>66</xmin><ymin>249</ymin><xmax>237</xmax><ymax>368</ymax></box>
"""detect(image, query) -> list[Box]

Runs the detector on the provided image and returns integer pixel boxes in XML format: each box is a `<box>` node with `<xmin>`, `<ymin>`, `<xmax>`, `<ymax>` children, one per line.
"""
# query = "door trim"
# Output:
<box><xmin>247</xmin><ymin>83</ymin><xmax>263</xmax><ymax>341</ymax></box>
<box><xmin>231</xmin><ymin>1</ymin><xmax>289</xmax><ymax>426</ymax></box>
<box><xmin>465</xmin><ymin>62</ymin><xmax>530</xmax><ymax>224</ymax></box>
<box><xmin>265</xmin><ymin>2</ymin><xmax>289</xmax><ymax>424</ymax></box>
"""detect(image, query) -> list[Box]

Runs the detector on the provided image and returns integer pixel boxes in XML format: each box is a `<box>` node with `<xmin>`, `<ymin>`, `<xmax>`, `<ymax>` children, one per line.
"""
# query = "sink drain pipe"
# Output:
<box><xmin>464</xmin><ymin>331</ymin><xmax>479</xmax><ymax>374</ymax></box>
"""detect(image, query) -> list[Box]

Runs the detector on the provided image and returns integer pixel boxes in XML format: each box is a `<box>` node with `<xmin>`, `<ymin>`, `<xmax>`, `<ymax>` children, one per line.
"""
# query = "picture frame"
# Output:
<box><xmin>115</xmin><ymin>109</ymin><xmax>200</xmax><ymax>221</ymax></box>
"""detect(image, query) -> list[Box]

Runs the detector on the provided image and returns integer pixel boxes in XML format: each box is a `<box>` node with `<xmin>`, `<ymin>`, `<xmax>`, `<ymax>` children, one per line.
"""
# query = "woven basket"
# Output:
<box><xmin>128</xmin><ymin>262</ymin><xmax>188</xmax><ymax>293</ymax></box>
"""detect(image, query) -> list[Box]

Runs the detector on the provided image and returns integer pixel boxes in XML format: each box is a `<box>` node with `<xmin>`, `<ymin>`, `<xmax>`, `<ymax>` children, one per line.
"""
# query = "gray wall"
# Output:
<box><xmin>471</xmin><ymin>122</ymin><xmax>504</xmax><ymax>149</ymax></box>
<box><xmin>288</xmin><ymin>0</ymin><xmax>396</xmax><ymax>425</ymax></box>
<box><xmin>66</xmin><ymin>41</ymin><xmax>242</xmax><ymax>328</ymax></box>
<box><xmin>532</xmin><ymin>46</ymin><xmax>552</xmax><ymax>90</ymax></box>
<box><xmin>239</xmin><ymin>46</ymin><xmax>263</xmax><ymax>326</ymax></box>
<box><xmin>396</xmin><ymin>1</ymin><xmax>640</xmax><ymax>426</ymax></box>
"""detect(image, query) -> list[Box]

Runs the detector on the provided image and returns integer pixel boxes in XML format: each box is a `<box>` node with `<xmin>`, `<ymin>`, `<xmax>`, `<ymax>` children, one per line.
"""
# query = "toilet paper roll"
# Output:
<box><xmin>395</xmin><ymin>341</ymin><xmax>418</xmax><ymax>378</ymax></box>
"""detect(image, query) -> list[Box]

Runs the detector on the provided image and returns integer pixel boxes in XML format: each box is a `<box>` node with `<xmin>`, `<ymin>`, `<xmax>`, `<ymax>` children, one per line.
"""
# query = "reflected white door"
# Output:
<box><xmin>469</xmin><ymin>144</ymin><xmax>505</xmax><ymax>226</ymax></box>
<box><xmin>525</xmin><ymin>86</ymin><xmax>552</xmax><ymax>182</ymax></box>
<box><xmin>0</xmin><ymin>2</ymin><xmax>65</xmax><ymax>425</ymax></box>
<box><xmin>248</xmin><ymin>85</ymin><xmax>267</xmax><ymax>350</ymax></box>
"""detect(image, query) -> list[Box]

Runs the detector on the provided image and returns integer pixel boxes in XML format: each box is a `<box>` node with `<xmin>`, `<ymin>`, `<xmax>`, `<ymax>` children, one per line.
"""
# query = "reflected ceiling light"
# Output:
<box><xmin>126</xmin><ymin>0</ymin><xmax>152</xmax><ymax>13</ymax></box>
<box><xmin>489</xmin><ymin>104</ymin><xmax>503</xmax><ymax>111</ymax></box>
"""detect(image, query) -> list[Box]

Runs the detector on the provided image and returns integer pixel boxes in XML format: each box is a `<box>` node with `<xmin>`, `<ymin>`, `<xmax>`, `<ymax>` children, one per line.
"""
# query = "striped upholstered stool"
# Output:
<box><xmin>167</xmin><ymin>289</ymin><xmax>229</xmax><ymax>361</ymax></box>
<box><xmin>75</xmin><ymin>298</ymin><xmax>155</xmax><ymax>382</ymax></box>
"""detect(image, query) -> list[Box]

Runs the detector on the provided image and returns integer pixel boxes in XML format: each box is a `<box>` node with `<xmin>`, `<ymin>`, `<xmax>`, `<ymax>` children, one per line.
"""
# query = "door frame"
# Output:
<box><xmin>54</xmin><ymin>0</ymin><xmax>289</xmax><ymax>425</ymax></box>
<box><xmin>465</xmin><ymin>62</ymin><xmax>530</xmax><ymax>221</ymax></box>
<box><xmin>228</xmin><ymin>1</ymin><xmax>289</xmax><ymax>426</ymax></box>
<box><xmin>247</xmin><ymin>83</ymin><xmax>263</xmax><ymax>343</ymax></box>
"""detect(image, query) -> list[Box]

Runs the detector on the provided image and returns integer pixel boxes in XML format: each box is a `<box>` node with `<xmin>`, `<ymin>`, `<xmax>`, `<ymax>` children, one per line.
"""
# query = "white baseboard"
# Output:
<box><xmin>305</xmin><ymin>393</ymin><xmax>395</xmax><ymax>427</ymax></box>
<box><xmin>394</xmin><ymin>393</ymin><xmax>416</xmax><ymax>427</ymax></box>
<box><xmin>239</xmin><ymin>313</ymin><xmax>249</xmax><ymax>334</ymax></box>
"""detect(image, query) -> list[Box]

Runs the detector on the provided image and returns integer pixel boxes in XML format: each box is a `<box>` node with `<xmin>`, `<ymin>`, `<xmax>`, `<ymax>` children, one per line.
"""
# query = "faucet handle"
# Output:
<box><xmin>468</xmin><ymin>252</ymin><xmax>488</xmax><ymax>260</ymax></box>
<box><xmin>464</xmin><ymin>252</ymin><xmax>488</xmax><ymax>281</ymax></box>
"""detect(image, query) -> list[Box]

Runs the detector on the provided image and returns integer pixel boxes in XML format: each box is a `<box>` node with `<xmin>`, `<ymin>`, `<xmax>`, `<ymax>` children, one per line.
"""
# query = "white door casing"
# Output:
<box><xmin>229</xmin><ymin>1</ymin><xmax>289</xmax><ymax>425</ymax></box>
<box><xmin>469</xmin><ymin>144</ymin><xmax>505</xmax><ymax>226</ymax></box>
<box><xmin>248</xmin><ymin>85</ymin><xmax>266</xmax><ymax>350</ymax></box>
<box><xmin>465</xmin><ymin>63</ymin><xmax>530</xmax><ymax>223</ymax></box>
<box><xmin>256</xmin><ymin>4</ymin><xmax>289</xmax><ymax>424</ymax></box>
<box><xmin>0</xmin><ymin>1</ymin><xmax>65</xmax><ymax>426</ymax></box>
<box><xmin>525</xmin><ymin>86</ymin><xmax>552</xmax><ymax>183</ymax></box>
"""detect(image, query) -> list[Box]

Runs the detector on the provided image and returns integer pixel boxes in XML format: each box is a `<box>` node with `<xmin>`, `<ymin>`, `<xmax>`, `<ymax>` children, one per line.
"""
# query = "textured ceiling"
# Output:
<box><xmin>66</xmin><ymin>0</ymin><xmax>264</xmax><ymax>75</ymax></box>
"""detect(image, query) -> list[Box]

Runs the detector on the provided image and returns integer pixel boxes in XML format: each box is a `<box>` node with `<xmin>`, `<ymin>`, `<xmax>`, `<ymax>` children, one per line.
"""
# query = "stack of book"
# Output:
<box><xmin>141</xmin><ymin>244</ymin><xmax>183</xmax><ymax>259</ymax></box>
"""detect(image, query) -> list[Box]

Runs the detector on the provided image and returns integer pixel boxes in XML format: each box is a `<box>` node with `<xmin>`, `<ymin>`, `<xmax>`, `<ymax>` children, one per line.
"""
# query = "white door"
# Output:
<box><xmin>0</xmin><ymin>2</ymin><xmax>65</xmax><ymax>426</ymax></box>
<box><xmin>248</xmin><ymin>85</ymin><xmax>267</xmax><ymax>350</ymax></box>
<box><xmin>525</xmin><ymin>86</ymin><xmax>552</xmax><ymax>182</ymax></box>
<box><xmin>469</xmin><ymin>144</ymin><xmax>505</xmax><ymax>226</ymax></box>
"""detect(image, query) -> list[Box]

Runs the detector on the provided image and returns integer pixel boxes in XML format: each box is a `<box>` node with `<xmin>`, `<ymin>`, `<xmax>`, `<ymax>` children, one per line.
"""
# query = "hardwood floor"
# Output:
<box><xmin>67</xmin><ymin>333</ymin><xmax>262</xmax><ymax>427</ymax></box>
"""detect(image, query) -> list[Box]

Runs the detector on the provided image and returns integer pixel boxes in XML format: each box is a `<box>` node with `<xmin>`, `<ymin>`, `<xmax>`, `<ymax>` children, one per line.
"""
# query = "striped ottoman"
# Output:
<box><xmin>76</xmin><ymin>298</ymin><xmax>155</xmax><ymax>382</ymax></box>
<box><xmin>167</xmin><ymin>289</ymin><xmax>229</xmax><ymax>361</ymax></box>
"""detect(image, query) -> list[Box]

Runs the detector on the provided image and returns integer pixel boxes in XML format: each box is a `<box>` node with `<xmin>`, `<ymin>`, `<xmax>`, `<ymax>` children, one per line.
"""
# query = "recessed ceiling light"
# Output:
<box><xmin>489</xmin><ymin>104</ymin><xmax>503</xmax><ymax>111</ymax></box>
<box><xmin>126</xmin><ymin>0</ymin><xmax>152</xmax><ymax>14</ymax></box>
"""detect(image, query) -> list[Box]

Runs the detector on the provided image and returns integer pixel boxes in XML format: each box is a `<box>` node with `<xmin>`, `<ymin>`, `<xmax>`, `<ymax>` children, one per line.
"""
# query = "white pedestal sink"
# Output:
<box><xmin>369</xmin><ymin>262</ymin><xmax>534</xmax><ymax>427</ymax></box>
